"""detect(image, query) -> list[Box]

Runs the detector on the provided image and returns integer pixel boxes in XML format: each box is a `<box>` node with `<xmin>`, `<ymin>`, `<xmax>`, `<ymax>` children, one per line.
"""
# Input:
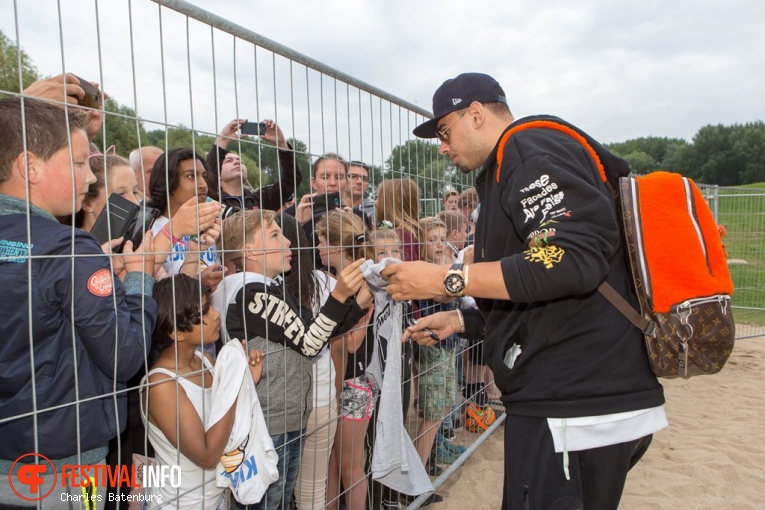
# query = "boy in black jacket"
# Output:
<box><xmin>212</xmin><ymin>209</ymin><xmax>372</xmax><ymax>510</ymax></box>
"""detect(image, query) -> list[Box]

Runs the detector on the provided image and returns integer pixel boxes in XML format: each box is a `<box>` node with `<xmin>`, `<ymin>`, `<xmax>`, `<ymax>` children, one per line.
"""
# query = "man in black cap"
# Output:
<box><xmin>382</xmin><ymin>73</ymin><xmax>666</xmax><ymax>509</ymax></box>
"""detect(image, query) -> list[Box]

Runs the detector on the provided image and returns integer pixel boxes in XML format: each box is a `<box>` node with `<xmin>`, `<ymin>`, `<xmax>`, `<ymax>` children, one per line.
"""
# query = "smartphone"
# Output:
<box><xmin>311</xmin><ymin>192</ymin><xmax>341</xmax><ymax>217</ymax></box>
<box><xmin>71</xmin><ymin>74</ymin><xmax>99</xmax><ymax>109</ymax></box>
<box><xmin>240</xmin><ymin>121</ymin><xmax>266</xmax><ymax>136</ymax></box>
<box><xmin>406</xmin><ymin>317</ymin><xmax>441</xmax><ymax>342</ymax></box>
<box><xmin>124</xmin><ymin>206</ymin><xmax>160</xmax><ymax>251</ymax></box>
<box><xmin>205</xmin><ymin>196</ymin><xmax>228</xmax><ymax>218</ymax></box>
<box><xmin>90</xmin><ymin>194</ymin><xmax>141</xmax><ymax>252</ymax></box>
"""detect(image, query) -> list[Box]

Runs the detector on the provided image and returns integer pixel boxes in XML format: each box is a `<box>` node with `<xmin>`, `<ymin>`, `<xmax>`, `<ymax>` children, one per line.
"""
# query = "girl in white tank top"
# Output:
<box><xmin>141</xmin><ymin>275</ymin><xmax>264</xmax><ymax>510</ymax></box>
<box><xmin>140</xmin><ymin>353</ymin><xmax>224</xmax><ymax>509</ymax></box>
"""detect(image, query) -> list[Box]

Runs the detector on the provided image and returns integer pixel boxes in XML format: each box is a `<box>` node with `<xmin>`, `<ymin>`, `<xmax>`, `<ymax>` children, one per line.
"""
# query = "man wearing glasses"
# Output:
<box><xmin>344</xmin><ymin>161</ymin><xmax>376</xmax><ymax>226</ymax></box>
<box><xmin>383</xmin><ymin>73</ymin><xmax>666</xmax><ymax>509</ymax></box>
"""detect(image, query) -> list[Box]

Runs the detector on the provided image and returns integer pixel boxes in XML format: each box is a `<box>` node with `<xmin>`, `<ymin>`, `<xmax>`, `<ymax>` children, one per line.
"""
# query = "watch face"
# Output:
<box><xmin>444</xmin><ymin>273</ymin><xmax>465</xmax><ymax>294</ymax></box>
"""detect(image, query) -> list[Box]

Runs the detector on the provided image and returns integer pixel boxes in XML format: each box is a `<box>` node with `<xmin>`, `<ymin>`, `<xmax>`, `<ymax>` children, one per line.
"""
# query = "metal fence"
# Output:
<box><xmin>0</xmin><ymin>1</ymin><xmax>486</xmax><ymax>509</ymax></box>
<box><xmin>700</xmin><ymin>184</ymin><xmax>765</xmax><ymax>338</ymax></box>
<box><xmin>2</xmin><ymin>2</ymin><xmax>762</xmax><ymax>510</ymax></box>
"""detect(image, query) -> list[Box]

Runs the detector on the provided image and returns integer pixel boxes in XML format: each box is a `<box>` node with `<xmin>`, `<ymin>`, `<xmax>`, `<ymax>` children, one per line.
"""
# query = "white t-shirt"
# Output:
<box><xmin>312</xmin><ymin>271</ymin><xmax>337</xmax><ymax>407</ymax></box>
<box><xmin>152</xmin><ymin>216</ymin><xmax>219</xmax><ymax>275</ymax></box>
<box><xmin>547</xmin><ymin>405</ymin><xmax>668</xmax><ymax>454</ymax></box>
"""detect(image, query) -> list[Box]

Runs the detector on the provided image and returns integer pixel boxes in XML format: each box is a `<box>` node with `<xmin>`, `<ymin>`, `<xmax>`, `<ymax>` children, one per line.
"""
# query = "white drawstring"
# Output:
<box><xmin>562</xmin><ymin>418</ymin><xmax>571</xmax><ymax>480</ymax></box>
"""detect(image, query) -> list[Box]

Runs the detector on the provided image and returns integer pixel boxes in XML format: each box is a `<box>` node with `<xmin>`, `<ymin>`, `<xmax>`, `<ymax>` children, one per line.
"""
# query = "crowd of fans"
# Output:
<box><xmin>0</xmin><ymin>74</ymin><xmax>501</xmax><ymax>510</ymax></box>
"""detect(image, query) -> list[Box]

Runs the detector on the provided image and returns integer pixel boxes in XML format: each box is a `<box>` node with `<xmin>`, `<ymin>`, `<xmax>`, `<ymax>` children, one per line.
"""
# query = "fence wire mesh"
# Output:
<box><xmin>0</xmin><ymin>1</ymin><xmax>491</xmax><ymax>510</ymax></box>
<box><xmin>700</xmin><ymin>184</ymin><xmax>765</xmax><ymax>338</ymax></box>
<box><xmin>1</xmin><ymin>2</ymin><xmax>762</xmax><ymax>510</ymax></box>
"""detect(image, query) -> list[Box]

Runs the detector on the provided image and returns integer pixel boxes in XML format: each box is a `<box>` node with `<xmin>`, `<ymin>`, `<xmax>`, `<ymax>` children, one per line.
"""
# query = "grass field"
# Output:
<box><xmin>712</xmin><ymin>183</ymin><xmax>765</xmax><ymax>330</ymax></box>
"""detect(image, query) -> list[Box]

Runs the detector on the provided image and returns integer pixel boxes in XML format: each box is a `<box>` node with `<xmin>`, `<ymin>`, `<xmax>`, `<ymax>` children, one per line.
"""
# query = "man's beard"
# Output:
<box><xmin>457</xmin><ymin>163</ymin><xmax>474</xmax><ymax>174</ymax></box>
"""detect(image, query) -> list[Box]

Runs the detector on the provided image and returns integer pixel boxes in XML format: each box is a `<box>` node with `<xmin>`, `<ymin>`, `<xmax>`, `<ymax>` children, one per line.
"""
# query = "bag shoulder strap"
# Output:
<box><xmin>597</xmin><ymin>281</ymin><xmax>656</xmax><ymax>336</ymax></box>
<box><xmin>496</xmin><ymin>121</ymin><xmax>654</xmax><ymax>336</ymax></box>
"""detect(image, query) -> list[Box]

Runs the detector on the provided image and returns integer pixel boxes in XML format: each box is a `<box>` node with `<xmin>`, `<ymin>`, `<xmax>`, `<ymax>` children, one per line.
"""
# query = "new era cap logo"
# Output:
<box><xmin>452</xmin><ymin>98</ymin><xmax>462</xmax><ymax>105</ymax></box>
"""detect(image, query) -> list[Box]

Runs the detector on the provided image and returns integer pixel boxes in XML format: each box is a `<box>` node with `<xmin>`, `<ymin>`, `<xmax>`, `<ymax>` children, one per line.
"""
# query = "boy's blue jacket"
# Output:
<box><xmin>0</xmin><ymin>196</ymin><xmax>157</xmax><ymax>463</ymax></box>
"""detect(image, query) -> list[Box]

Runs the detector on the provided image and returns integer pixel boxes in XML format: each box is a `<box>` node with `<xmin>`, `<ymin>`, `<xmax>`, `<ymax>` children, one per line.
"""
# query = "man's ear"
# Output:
<box><xmin>469</xmin><ymin>101</ymin><xmax>487</xmax><ymax>129</ymax></box>
<box><xmin>451</xmin><ymin>229</ymin><xmax>459</xmax><ymax>241</ymax></box>
<box><xmin>14</xmin><ymin>151</ymin><xmax>43</xmax><ymax>184</ymax></box>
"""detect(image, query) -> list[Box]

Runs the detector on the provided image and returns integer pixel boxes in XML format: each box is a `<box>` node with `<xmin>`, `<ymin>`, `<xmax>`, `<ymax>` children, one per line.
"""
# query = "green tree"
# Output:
<box><xmin>606</xmin><ymin>136</ymin><xmax>690</xmax><ymax>173</ymax></box>
<box><xmin>385</xmin><ymin>139</ymin><xmax>462</xmax><ymax>206</ymax></box>
<box><xmin>91</xmin><ymin>98</ymin><xmax>149</xmax><ymax>157</ymax></box>
<box><xmin>677</xmin><ymin>122</ymin><xmax>765</xmax><ymax>186</ymax></box>
<box><xmin>364</xmin><ymin>163</ymin><xmax>384</xmax><ymax>199</ymax></box>
<box><xmin>0</xmin><ymin>30</ymin><xmax>40</xmax><ymax>94</ymax></box>
<box><xmin>622</xmin><ymin>150</ymin><xmax>655</xmax><ymax>175</ymax></box>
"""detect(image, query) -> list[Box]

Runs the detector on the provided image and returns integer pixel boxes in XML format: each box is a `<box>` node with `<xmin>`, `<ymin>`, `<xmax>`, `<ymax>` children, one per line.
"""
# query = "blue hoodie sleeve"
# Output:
<box><xmin>45</xmin><ymin>231</ymin><xmax>157</xmax><ymax>382</ymax></box>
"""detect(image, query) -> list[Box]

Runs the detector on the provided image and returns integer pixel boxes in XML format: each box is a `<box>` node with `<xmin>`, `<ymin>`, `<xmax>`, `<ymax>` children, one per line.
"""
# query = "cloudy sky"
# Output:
<box><xmin>2</xmin><ymin>0</ymin><xmax>764</xmax><ymax>167</ymax></box>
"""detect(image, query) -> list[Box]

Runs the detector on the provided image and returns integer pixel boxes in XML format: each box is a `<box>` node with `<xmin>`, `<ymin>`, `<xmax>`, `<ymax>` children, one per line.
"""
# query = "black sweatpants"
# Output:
<box><xmin>503</xmin><ymin>415</ymin><xmax>652</xmax><ymax>510</ymax></box>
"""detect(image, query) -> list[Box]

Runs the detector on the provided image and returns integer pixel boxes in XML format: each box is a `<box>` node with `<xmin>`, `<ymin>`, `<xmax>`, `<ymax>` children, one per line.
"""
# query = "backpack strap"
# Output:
<box><xmin>597</xmin><ymin>281</ymin><xmax>656</xmax><ymax>336</ymax></box>
<box><xmin>495</xmin><ymin>120</ymin><xmax>654</xmax><ymax>336</ymax></box>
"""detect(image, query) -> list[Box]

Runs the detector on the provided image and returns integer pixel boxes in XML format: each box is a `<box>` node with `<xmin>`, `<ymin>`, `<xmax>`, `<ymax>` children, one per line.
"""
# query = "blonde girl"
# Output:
<box><xmin>316</xmin><ymin>209</ymin><xmax>376</xmax><ymax>510</ymax></box>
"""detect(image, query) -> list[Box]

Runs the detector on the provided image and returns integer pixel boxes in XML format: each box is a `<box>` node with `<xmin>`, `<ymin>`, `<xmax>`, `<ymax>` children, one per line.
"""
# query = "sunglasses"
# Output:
<box><xmin>435</xmin><ymin>110</ymin><xmax>468</xmax><ymax>143</ymax></box>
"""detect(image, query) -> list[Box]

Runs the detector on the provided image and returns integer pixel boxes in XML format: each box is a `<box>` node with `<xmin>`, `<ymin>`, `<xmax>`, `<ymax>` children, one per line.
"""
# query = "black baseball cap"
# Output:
<box><xmin>413</xmin><ymin>73</ymin><xmax>507</xmax><ymax>139</ymax></box>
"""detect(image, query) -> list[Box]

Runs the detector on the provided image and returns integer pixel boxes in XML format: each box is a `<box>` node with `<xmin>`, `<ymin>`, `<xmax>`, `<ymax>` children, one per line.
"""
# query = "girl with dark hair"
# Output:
<box><xmin>279</xmin><ymin>214</ymin><xmax>341</xmax><ymax>510</ymax></box>
<box><xmin>147</xmin><ymin>148</ymin><xmax>224</xmax><ymax>287</ymax></box>
<box><xmin>141</xmin><ymin>274</ymin><xmax>264</xmax><ymax>509</ymax></box>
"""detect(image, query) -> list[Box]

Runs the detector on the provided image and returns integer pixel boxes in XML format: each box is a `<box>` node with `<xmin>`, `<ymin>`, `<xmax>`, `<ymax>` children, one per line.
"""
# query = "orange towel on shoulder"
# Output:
<box><xmin>636</xmin><ymin>172</ymin><xmax>733</xmax><ymax>313</ymax></box>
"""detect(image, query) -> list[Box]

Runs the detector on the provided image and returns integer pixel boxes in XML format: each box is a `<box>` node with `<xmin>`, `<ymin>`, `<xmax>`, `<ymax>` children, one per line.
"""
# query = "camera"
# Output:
<box><xmin>240</xmin><ymin>121</ymin><xmax>267</xmax><ymax>136</ymax></box>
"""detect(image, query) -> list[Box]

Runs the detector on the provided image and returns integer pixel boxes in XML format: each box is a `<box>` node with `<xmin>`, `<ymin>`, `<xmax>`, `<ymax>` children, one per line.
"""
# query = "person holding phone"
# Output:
<box><xmin>147</xmin><ymin>148</ymin><xmax>224</xmax><ymax>289</ymax></box>
<box><xmin>289</xmin><ymin>152</ymin><xmax>348</xmax><ymax>228</ymax></box>
<box><xmin>62</xmin><ymin>153</ymin><xmax>140</xmax><ymax>231</ymax></box>
<box><xmin>205</xmin><ymin>118</ymin><xmax>303</xmax><ymax>212</ymax></box>
<box><xmin>22</xmin><ymin>73</ymin><xmax>106</xmax><ymax>142</ymax></box>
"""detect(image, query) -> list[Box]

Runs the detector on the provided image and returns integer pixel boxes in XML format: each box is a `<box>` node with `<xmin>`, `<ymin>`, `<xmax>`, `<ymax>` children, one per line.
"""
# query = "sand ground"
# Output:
<box><xmin>433</xmin><ymin>336</ymin><xmax>765</xmax><ymax>509</ymax></box>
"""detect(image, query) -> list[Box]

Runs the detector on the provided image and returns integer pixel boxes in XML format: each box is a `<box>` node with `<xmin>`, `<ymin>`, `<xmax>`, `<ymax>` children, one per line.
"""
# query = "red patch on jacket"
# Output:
<box><xmin>87</xmin><ymin>268</ymin><xmax>113</xmax><ymax>297</ymax></box>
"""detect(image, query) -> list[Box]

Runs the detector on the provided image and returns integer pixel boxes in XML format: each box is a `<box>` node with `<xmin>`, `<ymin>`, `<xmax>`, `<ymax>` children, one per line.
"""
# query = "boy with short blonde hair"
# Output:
<box><xmin>438</xmin><ymin>210</ymin><xmax>468</xmax><ymax>255</ymax></box>
<box><xmin>413</xmin><ymin>217</ymin><xmax>464</xmax><ymax>471</ymax></box>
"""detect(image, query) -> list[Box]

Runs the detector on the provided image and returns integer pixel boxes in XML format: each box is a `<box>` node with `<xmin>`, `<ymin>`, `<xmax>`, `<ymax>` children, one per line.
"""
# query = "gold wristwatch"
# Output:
<box><xmin>443</xmin><ymin>263</ymin><xmax>468</xmax><ymax>297</ymax></box>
